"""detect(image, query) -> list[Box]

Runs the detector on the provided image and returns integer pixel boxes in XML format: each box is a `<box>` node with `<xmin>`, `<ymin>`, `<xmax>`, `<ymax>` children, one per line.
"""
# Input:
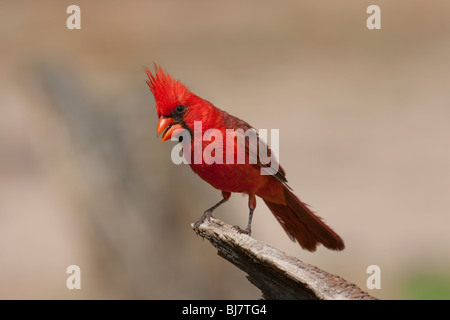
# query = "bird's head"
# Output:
<box><xmin>145</xmin><ymin>64</ymin><xmax>209</xmax><ymax>142</ymax></box>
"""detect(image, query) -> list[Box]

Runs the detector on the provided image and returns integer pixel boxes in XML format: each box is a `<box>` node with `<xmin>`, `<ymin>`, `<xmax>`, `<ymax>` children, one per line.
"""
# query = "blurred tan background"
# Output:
<box><xmin>1</xmin><ymin>0</ymin><xmax>450</xmax><ymax>299</ymax></box>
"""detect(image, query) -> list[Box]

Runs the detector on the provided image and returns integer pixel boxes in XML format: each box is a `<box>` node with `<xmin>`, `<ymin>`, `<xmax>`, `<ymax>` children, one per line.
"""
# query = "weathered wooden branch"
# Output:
<box><xmin>192</xmin><ymin>218</ymin><xmax>377</xmax><ymax>300</ymax></box>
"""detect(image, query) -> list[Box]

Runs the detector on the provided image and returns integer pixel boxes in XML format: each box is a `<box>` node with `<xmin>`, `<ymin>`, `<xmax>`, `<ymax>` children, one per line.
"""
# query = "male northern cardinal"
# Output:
<box><xmin>146</xmin><ymin>65</ymin><xmax>344</xmax><ymax>252</ymax></box>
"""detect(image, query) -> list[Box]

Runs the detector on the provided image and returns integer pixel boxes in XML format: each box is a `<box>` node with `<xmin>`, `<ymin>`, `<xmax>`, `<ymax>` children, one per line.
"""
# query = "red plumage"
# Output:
<box><xmin>146</xmin><ymin>64</ymin><xmax>344</xmax><ymax>252</ymax></box>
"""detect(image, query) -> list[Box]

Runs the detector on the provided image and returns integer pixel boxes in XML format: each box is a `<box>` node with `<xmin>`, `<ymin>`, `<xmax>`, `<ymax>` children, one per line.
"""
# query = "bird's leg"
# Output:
<box><xmin>194</xmin><ymin>191</ymin><xmax>231</xmax><ymax>233</ymax></box>
<box><xmin>234</xmin><ymin>193</ymin><xmax>256</xmax><ymax>236</ymax></box>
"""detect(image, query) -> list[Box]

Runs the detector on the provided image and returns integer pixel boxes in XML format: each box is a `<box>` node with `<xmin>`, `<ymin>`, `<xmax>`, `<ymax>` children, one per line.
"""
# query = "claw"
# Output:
<box><xmin>232</xmin><ymin>225</ymin><xmax>251</xmax><ymax>236</ymax></box>
<box><xmin>194</xmin><ymin>210</ymin><xmax>213</xmax><ymax>234</ymax></box>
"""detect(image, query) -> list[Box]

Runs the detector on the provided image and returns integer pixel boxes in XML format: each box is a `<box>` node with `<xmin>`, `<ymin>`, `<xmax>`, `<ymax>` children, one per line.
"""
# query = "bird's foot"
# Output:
<box><xmin>194</xmin><ymin>210</ymin><xmax>213</xmax><ymax>234</ymax></box>
<box><xmin>232</xmin><ymin>225</ymin><xmax>252</xmax><ymax>236</ymax></box>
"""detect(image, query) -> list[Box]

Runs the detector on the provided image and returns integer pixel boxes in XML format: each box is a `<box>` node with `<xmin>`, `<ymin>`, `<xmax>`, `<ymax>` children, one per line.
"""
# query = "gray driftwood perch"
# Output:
<box><xmin>192</xmin><ymin>217</ymin><xmax>377</xmax><ymax>300</ymax></box>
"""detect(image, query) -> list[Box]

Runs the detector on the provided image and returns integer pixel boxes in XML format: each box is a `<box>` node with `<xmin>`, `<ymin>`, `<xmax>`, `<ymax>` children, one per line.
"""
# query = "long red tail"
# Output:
<box><xmin>264</xmin><ymin>187</ymin><xmax>345</xmax><ymax>252</ymax></box>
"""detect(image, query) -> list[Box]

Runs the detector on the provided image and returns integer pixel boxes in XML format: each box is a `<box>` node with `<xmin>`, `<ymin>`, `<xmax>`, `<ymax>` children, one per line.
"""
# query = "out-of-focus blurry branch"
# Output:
<box><xmin>193</xmin><ymin>218</ymin><xmax>377</xmax><ymax>300</ymax></box>
<box><xmin>36</xmin><ymin>63</ymin><xmax>195</xmax><ymax>298</ymax></box>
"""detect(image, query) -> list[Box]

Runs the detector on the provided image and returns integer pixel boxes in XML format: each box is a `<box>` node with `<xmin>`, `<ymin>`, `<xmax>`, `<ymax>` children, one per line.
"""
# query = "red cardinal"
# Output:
<box><xmin>146</xmin><ymin>65</ymin><xmax>344</xmax><ymax>252</ymax></box>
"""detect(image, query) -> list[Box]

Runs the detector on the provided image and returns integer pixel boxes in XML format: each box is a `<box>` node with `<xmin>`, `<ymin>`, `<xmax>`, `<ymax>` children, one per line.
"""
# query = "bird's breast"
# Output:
<box><xmin>189</xmin><ymin>162</ymin><xmax>265</xmax><ymax>194</ymax></box>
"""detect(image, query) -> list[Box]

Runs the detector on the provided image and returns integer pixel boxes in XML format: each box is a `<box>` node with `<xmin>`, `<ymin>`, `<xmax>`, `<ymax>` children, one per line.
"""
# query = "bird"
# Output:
<box><xmin>145</xmin><ymin>64</ymin><xmax>345</xmax><ymax>252</ymax></box>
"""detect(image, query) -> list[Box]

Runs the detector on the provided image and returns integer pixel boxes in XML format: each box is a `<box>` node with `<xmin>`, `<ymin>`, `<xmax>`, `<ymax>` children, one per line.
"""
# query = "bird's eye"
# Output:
<box><xmin>176</xmin><ymin>105</ymin><xmax>186</xmax><ymax>113</ymax></box>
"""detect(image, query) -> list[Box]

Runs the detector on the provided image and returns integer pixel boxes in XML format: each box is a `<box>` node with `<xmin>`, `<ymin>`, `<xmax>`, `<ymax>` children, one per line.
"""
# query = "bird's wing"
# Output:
<box><xmin>225</xmin><ymin>113</ymin><xmax>292</xmax><ymax>190</ymax></box>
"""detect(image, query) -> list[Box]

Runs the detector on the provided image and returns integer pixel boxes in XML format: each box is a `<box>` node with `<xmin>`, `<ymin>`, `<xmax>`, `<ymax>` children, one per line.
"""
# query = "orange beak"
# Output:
<box><xmin>157</xmin><ymin>117</ymin><xmax>184</xmax><ymax>142</ymax></box>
